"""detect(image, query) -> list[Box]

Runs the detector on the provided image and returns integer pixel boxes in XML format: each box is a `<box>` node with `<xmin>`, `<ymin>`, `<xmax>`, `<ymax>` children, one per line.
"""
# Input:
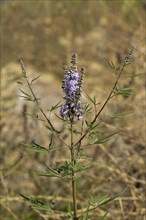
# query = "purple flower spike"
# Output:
<box><xmin>60</xmin><ymin>54</ymin><xmax>85</xmax><ymax>121</ymax></box>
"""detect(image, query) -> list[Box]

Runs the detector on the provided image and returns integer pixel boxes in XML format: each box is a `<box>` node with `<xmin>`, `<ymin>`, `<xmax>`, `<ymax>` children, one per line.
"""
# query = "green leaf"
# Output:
<box><xmin>22</xmin><ymin>142</ymin><xmax>48</xmax><ymax>152</ymax></box>
<box><xmin>113</xmin><ymin>86</ymin><xmax>134</xmax><ymax>97</ymax></box>
<box><xmin>49</xmin><ymin>101</ymin><xmax>62</xmax><ymax>112</ymax></box>
<box><xmin>88</xmin><ymin>121</ymin><xmax>101</xmax><ymax>130</ymax></box>
<box><xmin>98</xmin><ymin>212</ymin><xmax>108</xmax><ymax>220</ymax></box>
<box><xmin>83</xmin><ymin>204</ymin><xmax>89</xmax><ymax>220</ymax></box>
<box><xmin>19</xmin><ymin>95</ymin><xmax>32</xmax><ymax>101</ymax></box>
<box><xmin>29</xmin><ymin>206</ymin><xmax>51</xmax><ymax>211</ymax></box>
<box><xmin>83</xmin><ymin>91</ymin><xmax>99</xmax><ymax>105</ymax></box>
<box><xmin>96</xmin><ymin>187</ymin><xmax>128</xmax><ymax>208</ymax></box>
<box><xmin>83</xmin><ymin>104</ymin><xmax>92</xmax><ymax>114</ymax></box>
<box><xmin>17</xmin><ymin>81</ymin><xmax>23</xmax><ymax>85</ymax></box>
<box><xmin>93</xmin><ymin>131</ymin><xmax>119</xmax><ymax>144</ymax></box>
<box><xmin>31</xmin><ymin>75</ymin><xmax>41</xmax><ymax>84</ymax></box>
<box><xmin>104</xmin><ymin>59</ymin><xmax>116</xmax><ymax>70</ymax></box>
<box><xmin>126</xmin><ymin>72</ymin><xmax>145</xmax><ymax>78</ymax></box>
<box><xmin>19</xmin><ymin>193</ymin><xmax>44</xmax><ymax>206</ymax></box>
<box><xmin>35</xmin><ymin>170</ymin><xmax>61</xmax><ymax>178</ymax></box>
<box><xmin>19</xmin><ymin>89</ymin><xmax>41</xmax><ymax>102</ymax></box>
<box><xmin>19</xmin><ymin>89</ymin><xmax>32</xmax><ymax>98</ymax></box>
<box><xmin>26</xmin><ymin>113</ymin><xmax>39</xmax><ymax>120</ymax></box>
<box><xmin>96</xmin><ymin>192</ymin><xmax>119</xmax><ymax>207</ymax></box>
<box><xmin>89</xmin><ymin>192</ymin><xmax>119</xmax><ymax>209</ymax></box>
<box><xmin>54</xmin><ymin>114</ymin><xmax>68</xmax><ymax>122</ymax></box>
<box><xmin>68</xmin><ymin>203</ymin><xmax>73</xmax><ymax>218</ymax></box>
<box><xmin>110</xmin><ymin>111</ymin><xmax>133</xmax><ymax>119</ymax></box>
<box><xmin>75</xmin><ymin>162</ymin><xmax>97</xmax><ymax>173</ymax></box>
<box><xmin>26</xmin><ymin>113</ymin><xmax>44</xmax><ymax>121</ymax></box>
<box><xmin>48</xmin><ymin>138</ymin><xmax>53</xmax><ymax>152</ymax></box>
<box><xmin>50</xmin><ymin>195</ymin><xmax>57</xmax><ymax>210</ymax></box>
<box><xmin>19</xmin><ymin>193</ymin><xmax>51</xmax><ymax>211</ymax></box>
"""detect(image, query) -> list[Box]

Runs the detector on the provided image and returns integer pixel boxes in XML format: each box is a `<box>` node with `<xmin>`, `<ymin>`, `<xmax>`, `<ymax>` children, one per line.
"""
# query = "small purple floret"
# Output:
<box><xmin>60</xmin><ymin>68</ymin><xmax>83</xmax><ymax>121</ymax></box>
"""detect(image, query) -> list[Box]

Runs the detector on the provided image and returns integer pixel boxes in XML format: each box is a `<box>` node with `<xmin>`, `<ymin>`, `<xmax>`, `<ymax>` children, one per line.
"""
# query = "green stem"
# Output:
<box><xmin>70</xmin><ymin>122</ymin><xmax>78</xmax><ymax>220</ymax></box>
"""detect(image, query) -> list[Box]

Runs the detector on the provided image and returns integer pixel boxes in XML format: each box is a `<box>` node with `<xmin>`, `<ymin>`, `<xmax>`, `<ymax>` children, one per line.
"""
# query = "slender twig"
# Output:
<box><xmin>78</xmin><ymin>119</ymin><xmax>84</xmax><ymax>147</ymax></box>
<box><xmin>58</xmin><ymin>134</ymin><xmax>70</xmax><ymax>147</ymax></box>
<box><xmin>20</xmin><ymin>60</ymin><xmax>58</xmax><ymax>133</ymax></box>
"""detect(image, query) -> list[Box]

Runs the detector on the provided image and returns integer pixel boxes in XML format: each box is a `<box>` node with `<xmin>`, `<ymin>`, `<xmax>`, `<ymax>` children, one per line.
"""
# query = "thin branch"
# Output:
<box><xmin>20</xmin><ymin>60</ymin><xmax>58</xmax><ymax>133</ymax></box>
<box><xmin>75</xmin><ymin>62</ymin><xmax>126</xmax><ymax>147</ymax></box>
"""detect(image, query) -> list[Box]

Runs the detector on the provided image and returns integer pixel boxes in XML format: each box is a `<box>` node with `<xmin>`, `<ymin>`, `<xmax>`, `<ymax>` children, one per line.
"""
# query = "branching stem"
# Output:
<box><xmin>20</xmin><ymin>59</ymin><xmax>58</xmax><ymax>133</ymax></box>
<box><xmin>26</xmin><ymin>77</ymin><xmax>56</xmax><ymax>132</ymax></box>
<box><xmin>75</xmin><ymin>63</ymin><xmax>126</xmax><ymax>147</ymax></box>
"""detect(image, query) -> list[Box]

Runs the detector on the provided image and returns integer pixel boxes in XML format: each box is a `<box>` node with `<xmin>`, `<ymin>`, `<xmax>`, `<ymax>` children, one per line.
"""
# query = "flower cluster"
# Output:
<box><xmin>60</xmin><ymin>54</ymin><xmax>84</xmax><ymax>121</ymax></box>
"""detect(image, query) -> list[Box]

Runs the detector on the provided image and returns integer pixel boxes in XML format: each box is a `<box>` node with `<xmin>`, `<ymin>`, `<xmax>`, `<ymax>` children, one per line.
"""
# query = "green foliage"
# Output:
<box><xmin>82</xmin><ymin>204</ymin><xmax>89</xmax><ymax>220</ymax></box>
<box><xmin>35</xmin><ymin>168</ymin><xmax>62</xmax><ymax>178</ymax></box>
<box><xmin>98</xmin><ymin>212</ymin><xmax>108</xmax><ymax>220</ymax></box>
<box><xmin>19</xmin><ymin>193</ymin><xmax>51</xmax><ymax>211</ymax></box>
<box><xmin>48</xmin><ymin>101</ymin><xmax>62</xmax><ymax>112</ymax></box>
<box><xmin>19</xmin><ymin>89</ymin><xmax>33</xmax><ymax>101</ymax></box>
<box><xmin>104</xmin><ymin>59</ymin><xmax>116</xmax><ymax>71</ymax></box>
<box><xmin>22</xmin><ymin>142</ymin><xmax>48</xmax><ymax>153</ymax></box>
<box><xmin>110</xmin><ymin>111</ymin><xmax>133</xmax><ymax>119</ymax></box>
<box><xmin>126</xmin><ymin>72</ymin><xmax>145</xmax><ymax>78</ymax></box>
<box><xmin>113</xmin><ymin>86</ymin><xmax>134</xmax><ymax>97</ymax></box>
<box><xmin>50</xmin><ymin>195</ymin><xmax>57</xmax><ymax>210</ymax></box>
<box><xmin>89</xmin><ymin>192</ymin><xmax>119</xmax><ymax>208</ymax></box>
<box><xmin>84</xmin><ymin>91</ymin><xmax>100</xmax><ymax>106</ymax></box>
<box><xmin>90</xmin><ymin>131</ymin><xmax>119</xmax><ymax>145</ymax></box>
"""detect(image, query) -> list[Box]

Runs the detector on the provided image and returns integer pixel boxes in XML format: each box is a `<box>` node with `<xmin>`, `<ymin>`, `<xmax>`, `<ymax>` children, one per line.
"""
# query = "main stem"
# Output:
<box><xmin>70</xmin><ymin>122</ymin><xmax>78</xmax><ymax>220</ymax></box>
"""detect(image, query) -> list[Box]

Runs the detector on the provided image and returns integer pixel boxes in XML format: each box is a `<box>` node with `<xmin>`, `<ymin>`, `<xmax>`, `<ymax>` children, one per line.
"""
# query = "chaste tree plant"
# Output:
<box><xmin>19</xmin><ymin>47</ymin><xmax>135</xmax><ymax>220</ymax></box>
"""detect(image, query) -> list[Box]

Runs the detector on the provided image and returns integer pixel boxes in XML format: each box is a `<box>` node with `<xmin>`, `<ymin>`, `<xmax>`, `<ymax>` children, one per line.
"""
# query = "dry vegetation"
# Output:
<box><xmin>0</xmin><ymin>1</ymin><xmax>145</xmax><ymax>220</ymax></box>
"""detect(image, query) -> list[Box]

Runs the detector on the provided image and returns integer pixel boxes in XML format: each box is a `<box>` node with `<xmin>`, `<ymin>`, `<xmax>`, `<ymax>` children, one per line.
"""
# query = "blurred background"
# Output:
<box><xmin>1</xmin><ymin>0</ymin><xmax>145</xmax><ymax>220</ymax></box>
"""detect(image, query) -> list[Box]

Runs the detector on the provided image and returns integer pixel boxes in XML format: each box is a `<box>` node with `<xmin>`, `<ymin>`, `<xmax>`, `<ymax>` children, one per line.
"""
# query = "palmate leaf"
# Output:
<box><xmin>104</xmin><ymin>59</ymin><xmax>116</xmax><ymax>71</ymax></box>
<box><xmin>83</xmin><ymin>104</ymin><xmax>92</xmax><ymax>115</ymax></box>
<box><xmin>19</xmin><ymin>89</ymin><xmax>41</xmax><ymax>102</ymax></box>
<box><xmin>19</xmin><ymin>88</ymin><xmax>32</xmax><ymax>101</ymax></box>
<box><xmin>22</xmin><ymin>142</ymin><xmax>48</xmax><ymax>152</ymax></box>
<box><xmin>18</xmin><ymin>193</ymin><xmax>51</xmax><ymax>211</ymax></box>
<box><xmin>92</xmin><ymin>131</ymin><xmax>119</xmax><ymax>144</ymax></box>
<box><xmin>113</xmin><ymin>86</ymin><xmax>134</xmax><ymax>97</ymax></box>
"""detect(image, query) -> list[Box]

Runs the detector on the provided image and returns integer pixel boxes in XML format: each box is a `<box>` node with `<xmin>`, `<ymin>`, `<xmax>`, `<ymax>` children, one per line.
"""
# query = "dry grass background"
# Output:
<box><xmin>0</xmin><ymin>0</ymin><xmax>145</xmax><ymax>220</ymax></box>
